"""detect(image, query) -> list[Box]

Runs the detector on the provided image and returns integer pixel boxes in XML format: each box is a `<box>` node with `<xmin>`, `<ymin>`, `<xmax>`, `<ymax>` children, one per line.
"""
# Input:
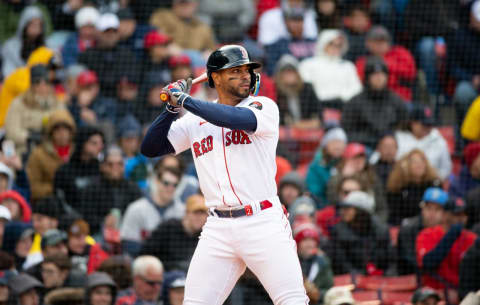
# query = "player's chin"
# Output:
<box><xmin>236</xmin><ymin>87</ymin><xmax>250</xmax><ymax>98</ymax></box>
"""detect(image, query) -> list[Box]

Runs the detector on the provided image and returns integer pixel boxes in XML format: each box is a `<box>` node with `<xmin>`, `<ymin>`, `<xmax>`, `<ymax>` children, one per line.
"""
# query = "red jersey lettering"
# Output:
<box><xmin>225</xmin><ymin>130</ymin><xmax>252</xmax><ymax>147</ymax></box>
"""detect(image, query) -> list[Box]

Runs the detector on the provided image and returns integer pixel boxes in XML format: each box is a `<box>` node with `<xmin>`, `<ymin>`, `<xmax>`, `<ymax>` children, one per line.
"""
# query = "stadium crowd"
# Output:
<box><xmin>0</xmin><ymin>0</ymin><xmax>479</xmax><ymax>304</ymax></box>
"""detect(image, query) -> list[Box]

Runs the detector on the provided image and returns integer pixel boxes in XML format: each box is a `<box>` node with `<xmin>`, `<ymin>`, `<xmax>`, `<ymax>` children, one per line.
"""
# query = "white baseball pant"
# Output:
<box><xmin>183</xmin><ymin>201</ymin><xmax>309</xmax><ymax>305</ymax></box>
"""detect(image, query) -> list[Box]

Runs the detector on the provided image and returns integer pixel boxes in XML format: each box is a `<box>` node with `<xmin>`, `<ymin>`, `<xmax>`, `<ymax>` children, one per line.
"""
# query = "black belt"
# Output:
<box><xmin>211</xmin><ymin>200</ymin><xmax>273</xmax><ymax>218</ymax></box>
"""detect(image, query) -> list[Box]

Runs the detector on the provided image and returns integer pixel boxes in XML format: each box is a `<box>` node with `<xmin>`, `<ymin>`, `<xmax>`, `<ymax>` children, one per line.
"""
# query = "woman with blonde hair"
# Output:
<box><xmin>386</xmin><ymin>149</ymin><xmax>441</xmax><ymax>225</ymax></box>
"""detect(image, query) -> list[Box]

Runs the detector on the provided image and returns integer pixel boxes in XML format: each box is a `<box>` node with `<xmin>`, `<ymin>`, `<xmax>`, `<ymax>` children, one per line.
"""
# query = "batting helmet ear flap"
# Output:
<box><xmin>208</xmin><ymin>71</ymin><xmax>215</xmax><ymax>88</ymax></box>
<box><xmin>250</xmin><ymin>72</ymin><xmax>261</xmax><ymax>96</ymax></box>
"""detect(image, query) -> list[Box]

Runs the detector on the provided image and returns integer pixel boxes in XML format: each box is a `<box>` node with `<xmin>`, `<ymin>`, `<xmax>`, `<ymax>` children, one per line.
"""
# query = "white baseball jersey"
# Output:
<box><xmin>167</xmin><ymin>95</ymin><xmax>279</xmax><ymax>208</ymax></box>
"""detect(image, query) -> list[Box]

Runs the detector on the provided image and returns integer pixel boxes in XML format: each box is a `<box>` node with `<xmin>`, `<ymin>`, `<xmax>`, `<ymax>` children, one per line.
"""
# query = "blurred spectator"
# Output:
<box><xmin>274</xmin><ymin>55</ymin><xmax>321</xmax><ymax>128</ymax></box>
<box><xmin>369</xmin><ymin>133</ymin><xmax>398</xmax><ymax>187</ymax></box>
<box><xmin>306</xmin><ymin>127</ymin><xmax>347</xmax><ymax>206</ymax></box>
<box><xmin>129</xmin><ymin>0</ymin><xmax>172</xmax><ymax>25</ymax></box>
<box><xmin>117</xmin><ymin>116</ymin><xmax>148</xmax><ymax>190</ymax></box>
<box><xmin>2</xmin><ymin>6</ymin><xmax>47</xmax><ymax>77</ymax></box>
<box><xmin>416</xmin><ymin>197</ymin><xmax>477</xmax><ymax>289</ymax></box>
<box><xmin>294</xmin><ymin>223</ymin><xmax>333</xmax><ymax>304</ymax></box>
<box><xmin>2</xmin><ymin>221</ymin><xmax>33</xmax><ymax>270</ymax></box>
<box><xmin>278</xmin><ymin>171</ymin><xmax>304</xmax><ymax>208</ymax></box>
<box><xmin>8</xmin><ymin>273</ymin><xmax>43</xmax><ymax>305</ymax></box>
<box><xmin>387</xmin><ymin>149</ymin><xmax>441</xmax><ymax>225</ymax></box>
<box><xmin>396</xmin><ymin>104</ymin><xmax>452</xmax><ymax>180</ymax></box>
<box><xmin>68</xmin><ymin>70</ymin><xmax>117</xmax><ymax>128</ymax></box>
<box><xmin>115</xmin><ymin>255</ymin><xmax>164</xmax><ymax>305</ymax></box>
<box><xmin>0</xmin><ymin>270</ymin><xmax>9</xmax><ymax>305</ymax></box>
<box><xmin>136</xmin><ymin>71</ymin><xmax>169</xmax><ymax>125</ymax></box>
<box><xmin>327</xmin><ymin>191</ymin><xmax>391</xmax><ymax>275</ymax></box>
<box><xmin>343</xmin><ymin>4</ymin><xmax>370</xmax><ymax>62</ymax></box>
<box><xmin>451</xmin><ymin>1</ymin><xmax>480</xmax><ymax>128</ymax></box>
<box><xmin>78</xmin><ymin>13</ymin><xmax>139</xmax><ymax>98</ymax></box>
<box><xmin>140</xmin><ymin>31</ymin><xmax>171</xmax><ymax>87</ymax></box>
<box><xmin>64</xmin><ymin>64</ymin><xmax>87</xmax><ymax>99</ymax></box>
<box><xmin>327</xmin><ymin>143</ymin><xmax>388</xmax><ymax>222</ymax></box>
<box><xmin>343</xmin><ymin>57</ymin><xmax>408</xmax><ymax>148</ymax></box>
<box><xmin>397</xmin><ymin>187</ymin><xmax>448</xmax><ymax>275</ymax></box>
<box><xmin>466</xmin><ymin>184</ymin><xmax>480</xmax><ymax>229</ymax></box>
<box><xmin>117</xmin><ymin>8</ymin><xmax>152</xmax><ymax>59</ymax></box>
<box><xmin>459</xmin><ymin>239</ymin><xmax>480</xmax><ymax>299</ymax></box>
<box><xmin>462</xmin><ymin>96</ymin><xmax>480</xmax><ymax>141</ymax></box>
<box><xmin>264</xmin><ymin>7</ymin><xmax>316</xmax><ymax>76</ymax></box>
<box><xmin>150</xmin><ymin>0</ymin><xmax>216</xmax><ymax>51</ymax></box>
<box><xmin>67</xmin><ymin>219</ymin><xmax>109</xmax><ymax>275</ymax></box>
<box><xmin>62</xmin><ymin>7</ymin><xmax>100</xmax><ymax>68</ymax></box>
<box><xmin>120</xmin><ymin>166</ymin><xmax>185</xmax><ymax>256</ymax></box>
<box><xmin>299</xmin><ymin>30</ymin><xmax>362</xmax><ymax>109</ymax></box>
<box><xmin>5</xmin><ymin>64</ymin><xmax>64</xmax><ymax>156</ymax></box>
<box><xmin>25</xmin><ymin>201</ymin><xmax>63</xmax><ymax>269</ymax></box>
<box><xmin>40</xmin><ymin>253</ymin><xmax>73</xmax><ymax>294</ymax></box>
<box><xmin>115</xmin><ymin>75</ymin><xmax>140</xmax><ymax>124</ymax></box>
<box><xmin>168</xmin><ymin>54</ymin><xmax>193</xmax><ymax>83</ymax></box>
<box><xmin>85</xmin><ymin>272</ymin><xmax>117</xmax><ymax>305</ymax></box>
<box><xmin>0</xmin><ymin>47</ymin><xmax>59</xmax><ymax>128</ymax></box>
<box><xmin>355</xmin><ymin>26</ymin><xmax>417</xmax><ymax>101</ymax></box>
<box><xmin>54</xmin><ymin>126</ymin><xmax>104</xmax><ymax>210</ymax></box>
<box><xmin>0</xmin><ymin>164</ymin><xmax>14</xmax><ymax>194</ymax></box>
<box><xmin>27</xmin><ymin>229</ymin><xmax>69</xmax><ymax>276</ymax></box>
<box><xmin>0</xmin><ymin>190</ymin><xmax>31</xmax><ymax>222</ymax></box>
<box><xmin>196</xmin><ymin>0</ymin><xmax>255</xmax><ymax>44</ymax></box>
<box><xmin>140</xmin><ymin>194</ymin><xmax>207</xmax><ymax>272</ymax></box>
<box><xmin>154</xmin><ymin>156</ymin><xmax>199</xmax><ymax>204</ymax></box>
<box><xmin>450</xmin><ymin>142</ymin><xmax>480</xmax><ymax>199</ymax></box>
<box><xmin>313</xmin><ymin>0</ymin><xmax>340</xmax><ymax>29</ymax></box>
<box><xmin>163</xmin><ymin>271</ymin><xmax>186</xmax><ymax>305</ymax></box>
<box><xmin>324</xmin><ymin>286</ymin><xmax>355</xmax><ymax>305</ymax></box>
<box><xmin>411</xmin><ymin>288</ymin><xmax>441</xmax><ymax>305</ymax></box>
<box><xmin>403</xmin><ymin>0</ymin><xmax>460</xmax><ymax>95</ymax></box>
<box><xmin>288</xmin><ymin>195</ymin><xmax>316</xmax><ymax>225</ymax></box>
<box><xmin>26</xmin><ymin>109</ymin><xmax>76</xmax><ymax>201</ymax></box>
<box><xmin>97</xmin><ymin>256</ymin><xmax>132</xmax><ymax>291</ymax></box>
<box><xmin>258</xmin><ymin>0</ymin><xmax>317</xmax><ymax>46</ymax></box>
<box><xmin>44</xmin><ymin>287</ymin><xmax>84</xmax><ymax>305</ymax></box>
<box><xmin>79</xmin><ymin>145</ymin><xmax>142</xmax><ymax>234</ymax></box>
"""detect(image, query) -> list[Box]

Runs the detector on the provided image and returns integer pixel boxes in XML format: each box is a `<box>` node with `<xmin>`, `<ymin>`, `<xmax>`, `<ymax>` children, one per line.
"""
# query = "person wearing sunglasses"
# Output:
<box><xmin>116</xmin><ymin>255</ymin><xmax>164</xmax><ymax>305</ymax></box>
<box><xmin>120</xmin><ymin>166</ymin><xmax>185</xmax><ymax>257</ymax></box>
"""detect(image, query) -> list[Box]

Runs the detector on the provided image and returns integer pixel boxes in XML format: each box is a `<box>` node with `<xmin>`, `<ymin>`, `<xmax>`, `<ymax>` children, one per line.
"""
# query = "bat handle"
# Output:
<box><xmin>160</xmin><ymin>91</ymin><xmax>170</xmax><ymax>102</ymax></box>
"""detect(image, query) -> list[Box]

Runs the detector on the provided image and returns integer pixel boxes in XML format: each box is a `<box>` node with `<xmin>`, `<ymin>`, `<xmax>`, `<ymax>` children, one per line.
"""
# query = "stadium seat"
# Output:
<box><xmin>356</xmin><ymin>275</ymin><xmax>418</xmax><ymax>291</ymax></box>
<box><xmin>382</xmin><ymin>291</ymin><xmax>414</xmax><ymax>305</ymax></box>
<box><xmin>389</xmin><ymin>226</ymin><xmax>400</xmax><ymax>247</ymax></box>
<box><xmin>352</xmin><ymin>290</ymin><xmax>380</xmax><ymax>302</ymax></box>
<box><xmin>334</xmin><ymin>274</ymin><xmax>353</xmax><ymax>286</ymax></box>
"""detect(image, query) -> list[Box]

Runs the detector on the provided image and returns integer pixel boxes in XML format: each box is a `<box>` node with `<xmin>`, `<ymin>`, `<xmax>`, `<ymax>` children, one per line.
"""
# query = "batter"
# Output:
<box><xmin>141</xmin><ymin>45</ymin><xmax>309</xmax><ymax>305</ymax></box>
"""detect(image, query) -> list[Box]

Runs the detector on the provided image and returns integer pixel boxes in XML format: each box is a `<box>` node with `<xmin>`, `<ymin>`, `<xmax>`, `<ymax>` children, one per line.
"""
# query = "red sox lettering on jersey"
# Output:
<box><xmin>166</xmin><ymin>96</ymin><xmax>279</xmax><ymax>207</ymax></box>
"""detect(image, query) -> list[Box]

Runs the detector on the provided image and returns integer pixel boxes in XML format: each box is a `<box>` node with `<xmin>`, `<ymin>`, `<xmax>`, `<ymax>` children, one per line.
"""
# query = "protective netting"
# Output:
<box><xmin>0</xmin><ymin>0</ymin><xmax>478</xmax><ymax>304</ymax></box>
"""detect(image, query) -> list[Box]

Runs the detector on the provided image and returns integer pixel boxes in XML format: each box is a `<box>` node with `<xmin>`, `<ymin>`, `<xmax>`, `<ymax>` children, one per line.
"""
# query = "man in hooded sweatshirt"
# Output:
<box><xmin>342</xmin><ymin>56</ymin><xmax>408</xmax><ymax>149</ymax></box>
<box><xmin>54</xmin><ymin>126</ymin><xmax>104</xmax><ymax>210</ymax></box>
<box><xmin>85</xmin><ymin>272</ymin><xmax>117</xmax><ymax>305</ymax></box>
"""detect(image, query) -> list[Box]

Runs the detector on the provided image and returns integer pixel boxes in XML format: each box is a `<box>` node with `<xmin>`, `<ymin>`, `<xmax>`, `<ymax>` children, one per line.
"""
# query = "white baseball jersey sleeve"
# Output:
<box><xmin>167</xmin><ymin>96</ymin><xmax>279</xmax><ymax>208</ymax></box>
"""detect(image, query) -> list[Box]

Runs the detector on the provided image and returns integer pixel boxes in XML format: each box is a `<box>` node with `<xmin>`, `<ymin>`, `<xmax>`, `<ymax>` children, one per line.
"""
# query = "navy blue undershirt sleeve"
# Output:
<box><xmin>422</xmin><ymin>223</ymin><xmax>463</xmax><ymax>271</ymax></box>
<box><xmin>183</xmin><ymin>97</ymin><xmax>257</xmax><ymax>132</ymax></box>
<box><xmin>140</xmin><ymin>110</ymin><xmax>177</xmax><ymax>158</ymax></box>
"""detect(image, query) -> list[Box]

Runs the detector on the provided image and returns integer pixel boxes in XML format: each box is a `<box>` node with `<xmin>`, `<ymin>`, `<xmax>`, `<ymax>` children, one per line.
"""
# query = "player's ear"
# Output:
<box><xmin>211</xmin><ymin>71</ymin><xmax>221</xmax><ymax>88</ymax></box>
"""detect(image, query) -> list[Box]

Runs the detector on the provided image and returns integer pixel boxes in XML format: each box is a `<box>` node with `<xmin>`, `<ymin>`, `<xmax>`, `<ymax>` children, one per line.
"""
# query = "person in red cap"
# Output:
<box><xmin>327</xmin><ymin>142</ymin><xmax>388</xmax><ymax>223</ymax></box>
<box><xmin>449</xmin><ymin>142</ymin><xmax>480</xmax><ymax>199</ymax></box>
<box><xmin>169</xmin><ymin>54</ymin><xmax>194</xmax><ymax>82</ymax></box>
<box><xmin>0</xmin><ymin>190</ymin><xmax>31</xmax><ymax>223</ymax></box>
<box><xmin>68</xmin><ymin>70</ymin><xmax>116</xmax><ymax>129</ymax></box>
<box><xmin>387</xmin><ymin>149</ymin><xmax>441</xmax><ymax>225</ymax></box>
<box><xmin>141</xmin><ymin>30</ymin><xmax>172</xmax><ymax>86</ymax></box>
<box><xmin>293</xmin><ymin>223</ymin><xmax>333</xmax><ymax>305</ymax></box>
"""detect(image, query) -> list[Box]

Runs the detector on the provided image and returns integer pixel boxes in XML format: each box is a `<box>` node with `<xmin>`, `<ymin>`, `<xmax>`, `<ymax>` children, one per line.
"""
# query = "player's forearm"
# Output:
<box><xmin>140</xmin><ymin>110</ymin><xmax>176</xmax><ymax>157</ymax></box>
<box><xmin>183</xmin><ymin>97</ymin><xmax>257</xmax><ymax>131</ymax></box>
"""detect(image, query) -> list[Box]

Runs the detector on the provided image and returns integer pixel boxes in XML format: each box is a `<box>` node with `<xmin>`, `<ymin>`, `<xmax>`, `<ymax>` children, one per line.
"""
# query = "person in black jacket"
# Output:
<box><xmin>341</xmin><ymin>56</ymin><xmax>408</xmax><ymax>149</ymax></box>
<box><xmin>327</xmin><ymin>191</ymin><xmax>391</xmax><ymax>275</ymax></box>
<box><xmin>54</xmin><ymin>126</ymin><xmax>104</xmax><ymax>211</ymax></box>
<box><xmin>79</xmin><ymin>145</ymin><xmax>142</xmax><ymax>234</ymax></box>
<box><xmin>274</xmin><ymin>54</ymin><xmax>322</xmax><ymax>129</ymax></box>
<box><xmin>459</xmin><ymin>238</ymin><xmax>480</xmax><ymax>300</ymax></box>
<box><xmin>397</xmin><ymin>187</ymin><xmax>448</xmax><ymax>275</ymax></box>
<box><xmin>78</xmin><ymin>12</ymin><xmax>140</xmax><ymax>98</ymax></box>
<box><xmin>140</xmin><ymin>194</ymin><xmax>207</xmax><ymax>272</ymax></box>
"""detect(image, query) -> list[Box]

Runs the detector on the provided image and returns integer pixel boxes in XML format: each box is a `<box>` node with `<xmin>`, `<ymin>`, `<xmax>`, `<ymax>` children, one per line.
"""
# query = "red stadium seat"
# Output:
<box><xmin>352</xmin><ymin>290</ymin><xmax>380</xmax><ymax>302</ymax></box>
<box><xmin>334</xmin><ymin>274</ymin><xmax>353</xmax><ymax>286</ymax></box>
<box><xmin>382</xmin><ymin>291</ymin><xmax>414</xmax><ymax>305</ymax></box>
<box><xmin>389</xmin><ymin>226</ymin><xmax>400</xmax><ymax>247</ymax></box>
<box><xmin>356</xmin><ymin>275</ymin><xmax>418</xmax><ymax>291</ymax></box>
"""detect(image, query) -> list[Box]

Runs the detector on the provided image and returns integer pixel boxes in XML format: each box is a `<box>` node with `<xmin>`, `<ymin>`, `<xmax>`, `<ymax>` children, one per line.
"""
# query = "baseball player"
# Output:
<box><xmin>141</xmin><ymin>45</ymin><xmax>309</xmax><ymax>305</ymax></box>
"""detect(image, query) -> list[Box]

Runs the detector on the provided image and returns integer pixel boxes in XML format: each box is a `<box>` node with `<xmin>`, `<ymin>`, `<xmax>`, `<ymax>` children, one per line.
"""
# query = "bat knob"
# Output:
<box><xmin>160</xmin><ymin>91</ymin><xmax>169</xmax><ymax>102</ymax></box>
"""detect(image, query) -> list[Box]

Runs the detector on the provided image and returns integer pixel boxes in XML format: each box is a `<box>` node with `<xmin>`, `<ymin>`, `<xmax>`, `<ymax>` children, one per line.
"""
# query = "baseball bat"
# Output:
<box><xmin>160</xmin><ymin>72</ymin><xmax>208</xmax><ymax>102</ymax></box>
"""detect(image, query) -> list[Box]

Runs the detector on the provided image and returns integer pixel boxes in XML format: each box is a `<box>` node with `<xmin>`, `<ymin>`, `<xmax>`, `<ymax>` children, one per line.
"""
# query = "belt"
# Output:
<box><xmin>210</xmin><ymin>200</ymin><xmax>273</xmax><ymax>218</ymax></box>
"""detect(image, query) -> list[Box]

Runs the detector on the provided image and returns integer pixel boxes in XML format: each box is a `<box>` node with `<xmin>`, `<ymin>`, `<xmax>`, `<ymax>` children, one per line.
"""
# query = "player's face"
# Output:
<box><xmin>217</xmin><ymin>65</ymin><xmax>251</xmax><ymax>99</ymax></box>
<box><xmin>135</xmin><ymin>269</ymin><xmax>163</xmax><ymax>301</ymax></box>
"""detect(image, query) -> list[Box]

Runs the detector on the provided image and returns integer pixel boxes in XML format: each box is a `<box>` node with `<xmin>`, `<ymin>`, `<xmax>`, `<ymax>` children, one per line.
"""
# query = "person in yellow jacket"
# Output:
<box><xmin>0</xmin><ymin>46</ymin><xmax>58</xmax><ymax>128</ymax></box>
<box><xmin>462</xmin><ymin>96</ymin><xmax>480</xmax><ymax>141</ymax></box>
